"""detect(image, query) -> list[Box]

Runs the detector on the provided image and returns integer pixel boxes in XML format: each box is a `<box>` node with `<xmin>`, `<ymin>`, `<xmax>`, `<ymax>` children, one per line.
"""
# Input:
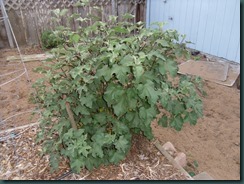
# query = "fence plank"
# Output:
<box><xmin>0</xmin><ymin>0</ymin><xmax>14</xmax><ymax>48</ymax></box>
<box><xmin>0</xmin><ymin>0</ymin><xmax>146</xmax><ymax>47</ymax></box>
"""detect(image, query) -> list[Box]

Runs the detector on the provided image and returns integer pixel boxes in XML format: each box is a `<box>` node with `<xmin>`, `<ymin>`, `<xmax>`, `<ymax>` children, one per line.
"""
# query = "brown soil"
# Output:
<box><xmin>152</xmin><ymin>81</ymin><xmax>240</xmax><ymax>180</ymax></box>
<box><xmin>0</xmin><ymin>47</ymin><xmax>43</xmax><ymax>130</ymax></box>
<box><xmin>0</xmin><ymin>47</ymin><xmax>240</xmax><ymax>180</ymax></box>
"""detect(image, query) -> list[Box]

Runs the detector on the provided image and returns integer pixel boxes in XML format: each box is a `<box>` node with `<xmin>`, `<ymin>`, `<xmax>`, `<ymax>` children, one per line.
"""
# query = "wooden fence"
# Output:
<box><xmin>0</xmin><ymin>0</ymin><xmax>146</xmax><ymax>48</ymax></box>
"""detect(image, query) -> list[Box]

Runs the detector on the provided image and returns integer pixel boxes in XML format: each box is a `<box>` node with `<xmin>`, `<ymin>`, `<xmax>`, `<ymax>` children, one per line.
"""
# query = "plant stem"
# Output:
<box><xmin>63</xmin><ymin>95</ymin><xmax>77</xmax><ymax>130</ymax></box>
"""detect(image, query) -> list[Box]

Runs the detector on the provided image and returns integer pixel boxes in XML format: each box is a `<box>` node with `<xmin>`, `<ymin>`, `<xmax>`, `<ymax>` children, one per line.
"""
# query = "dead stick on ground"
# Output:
<box><xmin>154</xmin><ymin>139</ymin><xmax>194</xmax><ymax>180</ymax></box>
<box><xmin>63</xmin><ymin>95</ymin><xmax>77</xmax><ymax>130</ymax></box>
<box><xmin>0</xmin><ymin>122</ymin><xmax>39</xmax><ymax>134</ymax></box>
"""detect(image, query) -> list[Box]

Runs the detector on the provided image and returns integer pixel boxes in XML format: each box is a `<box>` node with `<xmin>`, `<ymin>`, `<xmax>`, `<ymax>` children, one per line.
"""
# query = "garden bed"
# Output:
<box><xmin>0</xmin><ymin>47</ymin><xmax>240</xmax><ymax>180</ymax></box>
<box><xmin>0</xmin><ymin>124</ymin><xmax>187</xmax><ymax>180</ymax></box>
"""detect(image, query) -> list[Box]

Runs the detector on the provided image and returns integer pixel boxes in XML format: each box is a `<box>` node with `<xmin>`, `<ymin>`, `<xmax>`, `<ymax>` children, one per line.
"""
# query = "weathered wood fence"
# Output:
<box><xmin>0</xmin><ymin>0</ymin><xmax>146</xmax><ymax>48</ymax></box>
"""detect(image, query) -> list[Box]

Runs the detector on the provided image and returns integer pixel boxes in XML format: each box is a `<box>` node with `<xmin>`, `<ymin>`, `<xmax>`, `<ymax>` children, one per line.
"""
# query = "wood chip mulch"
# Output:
<box><xmin>0</xmin><ymin>125</ymin><xmax>187</xmax><ymax>180</ymax></box>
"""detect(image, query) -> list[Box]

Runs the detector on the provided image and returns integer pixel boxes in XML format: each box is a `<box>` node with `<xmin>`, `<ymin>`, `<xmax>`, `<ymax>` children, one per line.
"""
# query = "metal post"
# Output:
<box><xmin>0</xmin><ymin>0</ymin><xmax>14</xmax><ymax>48</ymax></box>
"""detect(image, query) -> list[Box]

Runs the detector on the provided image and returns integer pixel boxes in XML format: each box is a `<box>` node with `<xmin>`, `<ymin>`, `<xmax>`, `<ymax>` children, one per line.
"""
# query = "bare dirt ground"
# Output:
<box><xmin>152</xmin><ymin>80</ymin><xmax>240</xmax><ymax>180</ymax></box>
<box><xmin>0</xmin><ymin>47</ymin><xmax>42</xmax><ymax>130</ymax></box>
<box><xmin>0</xmin><ymin>47</ymin><xmax>240</xmax><ymax>180</ymax></box>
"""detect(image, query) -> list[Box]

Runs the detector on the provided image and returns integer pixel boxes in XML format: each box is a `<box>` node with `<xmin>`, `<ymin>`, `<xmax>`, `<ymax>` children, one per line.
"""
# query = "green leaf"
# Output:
<box><xmin>70</xmin><ymin>33</ymin><xmax>80</xmax><ymax>43</ymax></box>
<box><xmin>159</xmin><ymin>59</ymin><xmax>178</xmax><ymax>77</ymax></box>
<box><xmin>92</xmin><ymin>131</ymin><xmax>116</xmax><ymax>146</ymax></box>
<box><xmin>184</xmin><ymin>111</ymin><xmax>198</xmax><ymax>125</ymax></box>
<box><xmin>70</xmin><ymin>66</ymin><xmax>83</xmax><ymax>79</ymax></box>
<box><xmin>142</xmin><ymin>125</ymin><xmax>154</xmax><ymax>140</ymax></box>
<box><xmin>93</xmin><ymin>112</ymin><xmax>107</xmax><ymax>125</ymax></box>
<box><xmin>115</xmin><ymin>135</ymin><xmax>129</xmax><ymax>153</ymax></box>
<box><xmin>84</xmin><ymin>157</ymin><xmax>97</xmax><ymax>171</ymax></box>
<box><xmin>125</xmin><ymin>111</ymin><xmax>135</xmax><ymax>122</ymax></box>
<box><xmin>71</xmin><ymin>158</ymin><xmax>84</xmax><ymax>173</ymax></box>
<box><xmin>137</xmin><ymin>80</ymin><xmax>160</xmax><ymax>105</ymax></box>
<box><xmin>170</xmin><ymin>115</ymin><xmax>183</xmax><ymax>131</ymax></box>
<box><xmin>62</xmin><ymin>128</ymin><xmax>74</xmax><ymax>141</ymax></box>
<box><xmin>160</xmin><ymin>93</ymin><xmax>170</xmax><ymax>108</ymax></box>
<box><xmin>172</xmin><ymin>100</ymin><xmax>185</xmax><ymax>115</ymax></box>
<box><xmin>76</xmin><ymin>17</ymin><xmax>89</xmax><ymax>22</ymax></box>
<box><xmin>109</xmin><ymin>150</ymin><xmax>125</xmax><ymax>164</ymax></box>
<box><xmin>108</xmin><ymin>15</ymin><xmax>118</xmax><ymax>22</ymax></box>
<box><xmin>50</xmin><ymin>153</ymin><xmax>60</xmax><ymax>172</ymax></box>
<box><xmin>91</xmin><ymin>143</ymin><xmax>104</xmax><ymax>158</ymax></box>
<box><xmin>120</xmin><ymin>55</ymin><xmax>135</xmax><ymax>66</ymax></box>
<box><xmin>96</xmin><ymin>65</ymin><xmax>112</xmax><ymax>81</ymax></box>
<box><xmin>113</xmin><ymin>97</ymin><xmax>127</xmax><ymax>117</ymax></box>
<box><xmin>126</xmin><ymin>112</ymin><xmax>140</xmax><ymax>128</ymax></box>
<box><xmin>156</xmin><ymin>39</ymin><xmax>170</xmax><ymax>47</ymax></box>
<box><xmin>122</xmin><ymin>13</ymin><xmax>135</xmax><ymax>20</ymax></box>
<box><xmin>77</xmin><ymin>144</ymin><xmax>91</xmax><ymax>157</ymax></box>
<box><xmin>80</xmin><ymin>94</ymin><xmax>95</xmax><ymax>108</ymax></box>
<box><xmin>139</xmin><ymin>106</ymin><xmax>157</xmax><ymax>122</ymax></box>
<box><xmin>193</xmin><ymin>160</ymin><xmax>199</xmax><ymax>168</ymax></box>
<box><xmin>112</xmin><ymin>121</ymin><xmax>130</xmax><ymax>135</ymax></box>
<box><xmin>185</xmin><ymin>98</ymin><xmax>203</xmax><ymax>117</ymax></box>
<box><xmin>147</xmin><ymin>51</ymin><xmax>165</xmax><ymax>61</ymax></box>
<box><xmin>60</xmin><ymin>9</ymin><xmax>68</xmax><ymax>16</ymax></box>
<box><xmin>126</xmin><ymin>88</ymin><xmax>137</xmax><ymax>110</ymax></box>
<box><xmin>189</xmin><ymin>172</ymin><xmax>196</xmax><ymax>177</ymax></box>
<box><xmin>114</xmin><ymin>26</ymin><xmax>128</xmax><ymax>33</ymax></box>
<box><xmin>111</xmin><ymin>64</ymin><xmax>130</xmax><ymax>84</ymax></box>
<box><xmin>158</xmin><ymin>116</ymin><xmax>168</xmax><ymax>127</ymax></box>
<box><xmin>104</xmin><ymin>84</ymin><xmax>124</xmax><ymax>105</ymax></box>
<box><xmin>104</xmin><ymin>134</ymin><xmax>116</xmax><ymax>144</ymax></box>
<box><xmin>133</xmin><ymin>65</ymin><xmax>144</xmax><ymax>80</ymax></box>
<box><xmin>73</xmin><ymin>104</ymin><xmax>90</xmax><ymax>116</ymax></box>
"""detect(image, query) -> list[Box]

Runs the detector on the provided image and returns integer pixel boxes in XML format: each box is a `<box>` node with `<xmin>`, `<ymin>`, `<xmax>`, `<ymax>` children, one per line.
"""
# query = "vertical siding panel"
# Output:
<box><xmin>172</xmin><ymin>0</ymin><xmax>181</xmax><ymax>32</ymax></box>
<box><xmin>150</xmin><ymin>0</ymin><xmax>164</xmax><ymax>28</ymax></box>
<box><xmin>189</xmin><ymin>0</ymin><xmax>202</xmax><ymax>49</ymax></box>
<box><xmin>182</xmin><ymin>0</ymin><xmax>189</xmax><ymax>34</ymax></box>
<box><xmin>165</xmin><ymin>0</ymin><xmax>172</xmax><ymax>30</ymax></box>
<box><xmin>188</xmin><ymin>0</ymin><xmax>196</xmax><ymax>39</ymax></box>
<box><xmin>201</xmin><ymin>0</ymin><xmax>214</xmax><ymax>53</ymax></box>
<box><xmin>235</xmin><ymin>41</ymin><xmax>240</xmax><ymax>63</ymax></box>
<box><xmin>207</xmin><ymin>0</ymin><xmax>219</xmax><ymax>53</ymax></box>
<box><xmin>161</xmin><ymin>0</ymin><xmax>169</xmax><ymax>30</ymax></box>
<box><xmin>183</xmin><ymin>0</ymin><xmax>195</xmax><ymax>42</ymax></box>
<box><xmin>226</xmin><ymin>0</ymin><xmax>240</xmax><ymax>61</ymax></box>
<box><xmin>217</xmin><ymin>0</ymin><xmax>236</xmax><ymax>57</ymax></box>
<box><xmin>179</xmin><ymin>0</ymin><xmax>187</xmax><ymax>34</ymax></box>
<box><xmin>209</xmin><ymin>0</ymin><xmax>227</xmax><ymax>56</ymax></box>
<box><xmin>195</xmin><ymin>0</ymin><xmax>209</xmax><ymax>51</ymax></box>
<box><xmin>146</xmin><ymin>0</ymin><xmax>240</xmax><ymax>63</ymax></box>
<box><xmin>146</xmin><ymin>0</ymin><xmax>151</xmax><ymax>27</ymax></box>
<box><xmin>167</xmin><ymin>0</ymin><xmax>174</xmax><ymax>30</ymax></box>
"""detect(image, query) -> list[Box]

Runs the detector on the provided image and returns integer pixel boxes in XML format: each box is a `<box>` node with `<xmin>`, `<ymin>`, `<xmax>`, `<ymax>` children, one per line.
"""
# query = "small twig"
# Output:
<box><xmin>79</xmin><ymin>173</ymin><xmax>90</xmax><ymax>180</ymax></box>
<box><xmin>0</xmin><ymin>122</ymin><xmax>40</xmax><ymax>135</ymax></box>
<box><xmin>151</xmin><ymin>159</ymin><xmax>160</xmax><ymax>168</ymax></box>
<box><xmin>164</xmin><ymin>173</ymin><xmax>179</xmax><ymax>180</ymax></box>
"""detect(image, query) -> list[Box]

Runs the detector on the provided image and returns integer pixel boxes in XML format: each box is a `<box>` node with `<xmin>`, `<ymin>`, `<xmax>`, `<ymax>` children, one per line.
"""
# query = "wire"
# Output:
<box><xmin>0</xmin><ymin>69</ymin><xmax>24</xmax><ymax>77</ymax></box>
<box><xmin>0</xmin><ymin>71</ymin><xmax>26</xmax><ymax>87</ymax></box>
<box><xmin>0</xmin><ymin>0</ymin><xmax>30</xmax><ymax>81</ymax></box>
<box><xmin>0</xmin><ymin>110</ymin><xmax>41</xmax><ymax>124</ymax></box>
<box><xmin>55</xmin><ymin>170</ymin><xmax>73</xmax><ymax>180</ymax></box>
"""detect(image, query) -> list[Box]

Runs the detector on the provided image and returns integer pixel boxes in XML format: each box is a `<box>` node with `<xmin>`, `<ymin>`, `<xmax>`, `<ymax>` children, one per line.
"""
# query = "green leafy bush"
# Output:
<box><xmin>33</xmin><ymin>5</ymin><xmax>203</xmax><ymax>173</ymax></box>
<box><xmin>41</xmin><ymin>30</ymin><xmax>64</xmax><ymax>49</ymax></box>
